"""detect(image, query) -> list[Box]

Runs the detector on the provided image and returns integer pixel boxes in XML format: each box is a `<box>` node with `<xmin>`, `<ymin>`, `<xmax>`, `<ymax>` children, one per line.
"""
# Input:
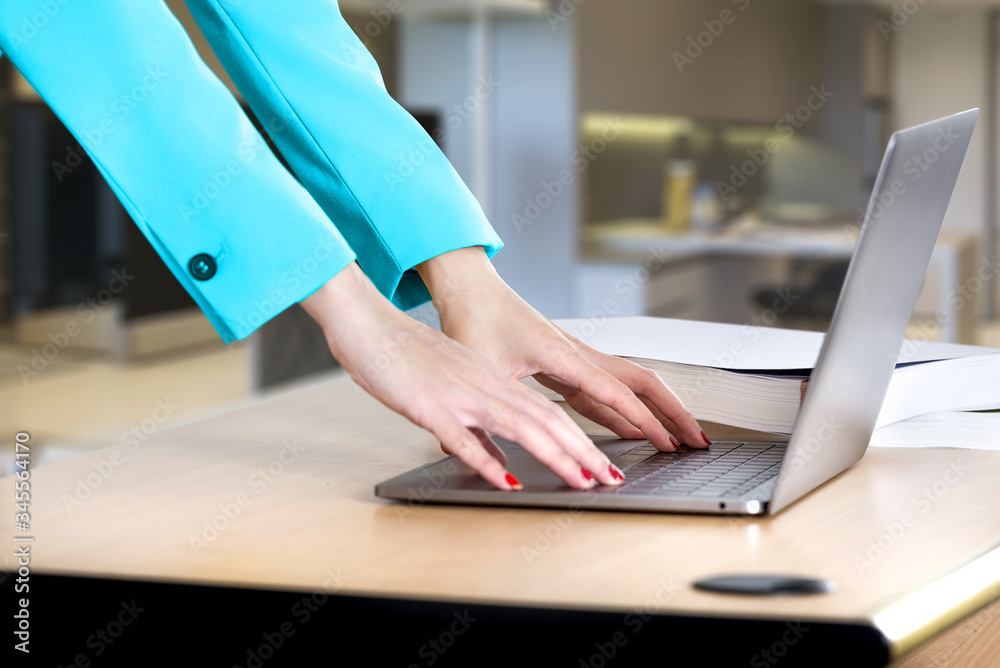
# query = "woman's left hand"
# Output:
<box><xmin>417</xmin><ymin>247</ymin><xmax>710</xmax><ymax>451</ymax></box>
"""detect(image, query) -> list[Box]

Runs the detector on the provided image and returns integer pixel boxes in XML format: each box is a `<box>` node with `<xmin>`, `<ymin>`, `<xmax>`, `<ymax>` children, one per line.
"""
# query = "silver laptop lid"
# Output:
<box><xmin>769</xmin><ymin>109</ymin><xmax>979</xmax><ymax>513</ymax></box>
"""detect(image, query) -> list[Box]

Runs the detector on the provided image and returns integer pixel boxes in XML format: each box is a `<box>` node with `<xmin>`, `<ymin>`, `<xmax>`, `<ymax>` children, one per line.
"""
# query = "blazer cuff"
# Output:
<box><xmin>0</xmin><ymin>0</ymin><xmax>357</xmax><ymax>344</ymax></box>
<box><xmin>92</xmin><ymin>157</ymin><xmax>356</xmax><ymax>345</ymax></box>
<box><xmin>184</xmin><ymin>0</ymin><xmax>503</xmax><ymax>313</ymax></box>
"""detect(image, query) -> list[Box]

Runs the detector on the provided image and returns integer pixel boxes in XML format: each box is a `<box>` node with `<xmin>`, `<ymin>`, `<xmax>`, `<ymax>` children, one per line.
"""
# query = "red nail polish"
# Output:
<box><xmin>505</xmin><ymin>473</ymin><xmax>523</xmax><ymax>491</ymax></box>
<box><xmin>701</xmin><ymin>430</ymin><xmax>712</xmax><ymax>446</ymax></box>
<box><xmin>608</xmin><ymin>464</ymin><xmax>625</xmax><ymax>482</ymax></box>
<box><xmin>581</xmin><ymin>468</ymin><xmax>595</xmax><ymax>482</ymax></box>
<box><xmin>669</xmin><ymin>436</ymin><xmax>680</xmax><ymax>448</ymax></box>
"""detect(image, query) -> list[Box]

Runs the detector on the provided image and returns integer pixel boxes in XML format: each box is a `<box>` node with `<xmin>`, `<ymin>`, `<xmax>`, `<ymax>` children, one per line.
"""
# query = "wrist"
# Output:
<box><xmin>301</xmin><ymin>263</ymin><xmax>393</xmax><ymax>355</ymax></box>
<box><xmin>416</xmin><ymin>246</ymin><xmax>505</xmax><ymax>317</ymax></box>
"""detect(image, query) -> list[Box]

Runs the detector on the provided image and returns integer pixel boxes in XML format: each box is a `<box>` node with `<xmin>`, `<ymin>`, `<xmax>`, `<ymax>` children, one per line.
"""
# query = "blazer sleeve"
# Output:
<box><xmin>183</xmin><ymin>0</ymin><xmax>503</xmax><ymax>311</ymax></box>
<box><xmin>0</xmin><ymin>0</ymin><xmax>357</xmax><ymax>343</ymax></box>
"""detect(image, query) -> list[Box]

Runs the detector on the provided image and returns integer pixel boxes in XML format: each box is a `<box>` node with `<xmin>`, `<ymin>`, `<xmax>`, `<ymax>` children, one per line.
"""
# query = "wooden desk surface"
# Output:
<box><xmin>3</xmin><ymin>372</ymin><xmax>999</xmax><ymax>662</ymax></box>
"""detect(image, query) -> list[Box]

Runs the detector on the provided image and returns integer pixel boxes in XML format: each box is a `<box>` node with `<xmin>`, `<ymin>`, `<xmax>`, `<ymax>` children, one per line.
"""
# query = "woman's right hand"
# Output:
<box><xmin>301</xmin><ymin>262</ymin><xmax>626</xmax><ymax>491</ymax></box>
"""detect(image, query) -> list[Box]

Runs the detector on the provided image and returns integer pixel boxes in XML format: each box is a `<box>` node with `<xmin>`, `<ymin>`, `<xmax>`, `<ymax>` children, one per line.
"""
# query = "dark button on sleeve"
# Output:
<box><xmin>188</xmin><ymin>253</ymin><xmax>217</xmax><ymax>281</ymax></box>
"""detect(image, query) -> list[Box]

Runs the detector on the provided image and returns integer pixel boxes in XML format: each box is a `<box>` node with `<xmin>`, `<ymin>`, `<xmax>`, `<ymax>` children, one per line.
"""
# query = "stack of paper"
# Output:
<box><xmin>530</xmin><ymin>317</ymin><xmax>1000</xmax><ymax>434</ymax></box>
<box><xmin>869</xmin><ymin>411</ymin><xmax>1000</xmax><ymax>450</ymax></box>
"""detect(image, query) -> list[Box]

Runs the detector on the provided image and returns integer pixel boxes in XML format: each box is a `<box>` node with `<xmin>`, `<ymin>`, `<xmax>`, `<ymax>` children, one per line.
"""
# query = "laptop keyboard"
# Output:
<box><xmin>611</xmin><ymin>441</ymin><xmax>785</xmax><ymax>500</ymax></box>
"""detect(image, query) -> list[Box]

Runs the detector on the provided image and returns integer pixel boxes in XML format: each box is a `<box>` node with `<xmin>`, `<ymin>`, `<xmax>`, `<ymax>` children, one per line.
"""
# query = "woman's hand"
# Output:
<box><xmin>302</xmin><ymin>262</ymin><xmax>627</xmax><ymax>491</ymax></box>
<box><xmin>417</xmin><ymin>247</ymin><xmax>709</xmax><ymax>451</ymax></box>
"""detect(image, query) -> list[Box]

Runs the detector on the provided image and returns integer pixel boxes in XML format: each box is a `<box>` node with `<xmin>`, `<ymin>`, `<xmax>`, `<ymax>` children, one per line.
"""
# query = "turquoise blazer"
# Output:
<box><xmin>0</xmin><ymin>0</ymin><xmax>501</xmax><ymax>342</ymax></box>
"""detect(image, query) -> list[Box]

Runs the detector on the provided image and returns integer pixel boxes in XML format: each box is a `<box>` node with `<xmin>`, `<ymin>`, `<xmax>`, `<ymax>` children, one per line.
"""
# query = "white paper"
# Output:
<box><xmin>870</xmin><ymin>411</ymin><xmax>1000</xmax><ymax>450</ymax></box>
<box><xmin>554</xmin><ymin>317</ymin><xmax>993</xmax><ymax>370</ymax></box>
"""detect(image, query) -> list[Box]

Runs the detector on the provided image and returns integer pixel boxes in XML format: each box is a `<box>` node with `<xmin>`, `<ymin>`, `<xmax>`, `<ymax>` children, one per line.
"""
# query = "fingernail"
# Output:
<box><xmin>669</xmin><ymin>436</ymin><xmax>680</xmax><ymax>448</ymax></box>
<box><xmin>701</xmin><ymin>430</ymin><xmax>712</xmax><ymax>446</ymax></box>
<box><xmin>581</xmin><ymin>468</ymin><xmax>595</xmax><ymax>482</ymax></box>
<box><xmin>505</xmin><ymin>473</ymin><xmax>523</xmax><ymax>491</ymax></box>
<box><xmin>608</xmin><ymin>464</ymin><xmax>625</xmax><ymax>482</ymax></box>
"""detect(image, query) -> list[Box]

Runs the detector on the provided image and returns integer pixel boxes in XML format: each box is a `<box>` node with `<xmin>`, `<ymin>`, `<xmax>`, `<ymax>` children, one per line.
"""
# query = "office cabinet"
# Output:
<box><xmin>577</xmin><ymin>0</ymin><xmax>825</xmax><ymax>123</ymax></box>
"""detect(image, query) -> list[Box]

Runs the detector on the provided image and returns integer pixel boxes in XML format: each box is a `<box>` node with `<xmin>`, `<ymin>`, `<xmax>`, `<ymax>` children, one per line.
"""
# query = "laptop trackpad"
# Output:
<box><xmin>497</xmin><ymin>437</ymin><xmax>647</xmax><ymax>491</ymax></box>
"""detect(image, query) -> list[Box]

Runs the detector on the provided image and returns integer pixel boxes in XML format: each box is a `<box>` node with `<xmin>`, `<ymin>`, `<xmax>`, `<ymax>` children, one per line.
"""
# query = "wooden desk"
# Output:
<box><xmin>3</xmin><ymin>372</ymin><xmax>999</xmax><ymax>666</ymax></box>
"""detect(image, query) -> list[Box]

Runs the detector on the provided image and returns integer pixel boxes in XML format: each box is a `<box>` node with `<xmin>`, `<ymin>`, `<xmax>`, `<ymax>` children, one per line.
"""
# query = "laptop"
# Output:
<box><xmin>376</xmin><ymin>108</ymin><xmax>979</xmax><ymax>516</ymax></box>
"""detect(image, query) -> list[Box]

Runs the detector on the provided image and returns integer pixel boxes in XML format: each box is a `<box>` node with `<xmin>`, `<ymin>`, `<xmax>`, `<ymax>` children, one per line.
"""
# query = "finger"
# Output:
<box><xmin>480</xmin><ymin>397</ymin><xmax>605</xmax><ymax>489</ymax></box>
<box><xmin>502</xmin><ymin>385</ymin><xmax>626</xmax><ymax>486</ymax></box>
<box><xmin>433</xmin><ymin>417</ymin><xmax>520</xmax><ymax>491</ymax></box>
<box><xmin>636</xmin><ymin>395</ymin><xmax>682</xmax><ymax>436</ymax></box>
<box><xmin>636</xmin><ymin>396</ymin><xmax>685</xmax><ymax>450</ymax></box>
<box><xmin>626</xmin><ymin>367</ymin><xmax>707</xmax><ymax>447</ymax></box>
<box><xmin>575</xmin><ymin>350</ymin><xmax>707</xmax><ymax>448</ymax></box>
<box><xmin>444</xmin><ymin>330</ymin><xmax>623</xmax><ymax>475</ymax></box>
<box><xmin>534</xmin><ymin>371</ymin><xmax>671</xmax><ymax>446</ymax></box>
<box><xmin>545</xmin><ymin>384</ymin><xmax>645</xmax><ymax>440</ymax></box>
<box><xmin>517</xmin><ymin>380</ymin><xmax>619</xmax><ymax>456</ymax></box>
<box><xmin>440</xmin><ymin>429</ymin><xmax>508</xmax><ymax>467</ymax></box>
<box><xmin>545</xmin><ymin>356</ymin><xmax>679</xmax><ymax>451</ymax></box>
<box><xmin>471</xmin><ymin>427</ymin><xmax>508</xmax><ymax>467</ymax></box>
<box><xmin>530</xmin><ymin>373</ymin><xmax>633</xmax><ymax>444</ymax></box>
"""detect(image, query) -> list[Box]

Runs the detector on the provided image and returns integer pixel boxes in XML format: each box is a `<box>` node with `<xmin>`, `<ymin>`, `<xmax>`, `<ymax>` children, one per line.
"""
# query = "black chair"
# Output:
<box><xmin>752</xmin><ymin>261</ymin><xmax>850</xmax><ymax>327</ymax></box>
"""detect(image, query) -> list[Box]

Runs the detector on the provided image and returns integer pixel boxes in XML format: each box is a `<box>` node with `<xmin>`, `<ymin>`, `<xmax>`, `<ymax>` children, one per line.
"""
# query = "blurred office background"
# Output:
<box><xmin>2</xmin><ymin>0</ymin><xmax>1000</xmax><ymax>468</ymax></box>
